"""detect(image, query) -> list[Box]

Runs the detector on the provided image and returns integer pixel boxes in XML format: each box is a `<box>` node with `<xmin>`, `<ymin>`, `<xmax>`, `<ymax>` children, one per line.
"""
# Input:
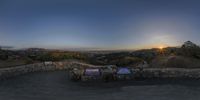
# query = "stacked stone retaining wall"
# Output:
<box><xmin>1</xmin><ymin>61</ymin><xmax>200</xmax><ymax>80</ymax></box>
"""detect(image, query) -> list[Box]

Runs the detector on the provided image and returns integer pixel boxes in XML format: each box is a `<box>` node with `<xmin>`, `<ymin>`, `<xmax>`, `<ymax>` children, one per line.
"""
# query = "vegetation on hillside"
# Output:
<box><xmin>0</xmin><ymin>49</ymin><xmax>86</xmax><ymax>68</ymax></box>
<box><xmin>87</xmin><ymin>52</ymin><xmax>143</xmax><ymax>66</ymax></box>
<box><xmin>0</xmin><ymin>41</ymin><xmax>200</xmax><ymax>68</ymax></box>
<box><xmin>150</xmin><ymin>41</ymin><xmax>200</xmax><ymax>68</ymax></box>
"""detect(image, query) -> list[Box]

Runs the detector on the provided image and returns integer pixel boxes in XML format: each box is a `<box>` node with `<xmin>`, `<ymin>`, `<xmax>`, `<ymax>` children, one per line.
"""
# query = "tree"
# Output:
<box><xmin>181</xmin><ymin>41</ymin><xmax>200</xmax><ymax>58</ymax></box>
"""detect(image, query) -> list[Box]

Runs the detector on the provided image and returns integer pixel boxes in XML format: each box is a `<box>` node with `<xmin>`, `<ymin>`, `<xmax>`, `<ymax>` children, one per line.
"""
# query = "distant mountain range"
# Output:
<box><xmin>0</xmin><ymin>46</ymin><xmax>13</xmax><ymax>49</ymax></box>
<box><xmin>0</xmin><ymin>41</ymin><xmax>199</xmax><ymax>52</ymax></box>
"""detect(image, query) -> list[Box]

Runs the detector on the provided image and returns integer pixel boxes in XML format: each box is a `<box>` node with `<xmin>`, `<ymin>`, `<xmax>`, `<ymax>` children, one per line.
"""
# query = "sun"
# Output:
<box><xmin>159</xmin><ymin>46</ymin><xmax>164</xmax><ymax>50</ymax></box>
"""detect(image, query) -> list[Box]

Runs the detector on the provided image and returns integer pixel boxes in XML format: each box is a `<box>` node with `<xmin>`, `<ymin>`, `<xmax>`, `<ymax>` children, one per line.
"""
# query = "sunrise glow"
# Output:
<box><xmin>159</xmin><ymin>46</ymin><xmax>164</xmax><ymax>50</ymax></box>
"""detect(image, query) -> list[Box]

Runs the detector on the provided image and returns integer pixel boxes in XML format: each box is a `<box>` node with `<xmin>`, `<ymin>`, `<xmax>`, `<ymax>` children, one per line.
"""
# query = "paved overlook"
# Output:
<box><xmin>1</xmin><ymin>71</ymin><xmax>200</xmax><ymax>100</ymax></box>
<box><xmin>1</xmin><ymin>61</ymin><xmax>200</xmax><ymax>100</ymax></box>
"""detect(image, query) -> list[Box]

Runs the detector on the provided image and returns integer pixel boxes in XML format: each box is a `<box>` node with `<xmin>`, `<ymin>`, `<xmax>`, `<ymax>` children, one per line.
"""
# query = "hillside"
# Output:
<box><xmin>150</xmin><ymin>55</ymin><xmax>200</xmax><ymax>68</ymax></box>
<box><xmin>0</xmin><ymin>41</ymin><xmax>200</xmax><ymax>68</ymax></box>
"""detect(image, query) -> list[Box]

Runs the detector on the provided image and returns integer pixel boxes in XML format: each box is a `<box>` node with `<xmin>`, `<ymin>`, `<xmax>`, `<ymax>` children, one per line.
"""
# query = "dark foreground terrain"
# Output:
<box><xmin>0</xmin><ymin>71</ymin><xmax>200</xmax><ymax>100</ymax></box>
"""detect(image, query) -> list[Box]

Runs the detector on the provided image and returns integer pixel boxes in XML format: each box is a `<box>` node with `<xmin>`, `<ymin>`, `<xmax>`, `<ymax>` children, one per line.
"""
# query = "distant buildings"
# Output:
<box><xmin>0</xmin><ymin>46</ymin><xmax>13</xmax><ymax>50</ymax></box>
<box><xmin>26</xmin><ymin>48</ymin><xmax>46</xmax><ymax>52</ymax></box>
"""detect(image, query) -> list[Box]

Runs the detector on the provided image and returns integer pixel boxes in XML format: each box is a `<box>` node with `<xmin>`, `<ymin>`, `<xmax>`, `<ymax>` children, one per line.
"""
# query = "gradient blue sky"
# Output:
<box><xmin>0</xmin><ymin>0</ymin><xmax>200</xmax><ymax>50</ymax></box>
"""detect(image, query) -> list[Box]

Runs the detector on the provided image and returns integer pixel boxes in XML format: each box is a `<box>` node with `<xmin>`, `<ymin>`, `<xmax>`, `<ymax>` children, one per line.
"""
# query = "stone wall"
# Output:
<box><xmin>1</xmin><ymin>61</ymin><xmax>200</xmax><ymax>80</ymax></box>
<box><xmin>0</xmin><ymin>61</ymin><xmax>96</xmax><ymax>80</ymax></box>
<box><xmin>133</xmin><ymin>68</ymin><xmax>200</xmax><ymax>79</ymax></box>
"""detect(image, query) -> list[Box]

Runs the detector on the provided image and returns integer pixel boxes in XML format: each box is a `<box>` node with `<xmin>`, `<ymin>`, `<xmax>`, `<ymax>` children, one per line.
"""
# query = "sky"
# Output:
<box><xmin>0</xmin><ymin>0</ymin><xmax>200</xmax><ymax>50</ymax></box>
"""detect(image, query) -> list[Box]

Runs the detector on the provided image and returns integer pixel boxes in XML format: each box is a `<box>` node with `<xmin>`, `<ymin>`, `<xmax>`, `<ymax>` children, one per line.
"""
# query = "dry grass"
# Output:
<box><xmin>0</xmin><ymin>60</ymin><xmax>28</xmax><ymax>68</ymax></box>
<box><xmin>150</xmin><ymin>55</ymin><xmax>200</xmax><ymax>68</ymax></box>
